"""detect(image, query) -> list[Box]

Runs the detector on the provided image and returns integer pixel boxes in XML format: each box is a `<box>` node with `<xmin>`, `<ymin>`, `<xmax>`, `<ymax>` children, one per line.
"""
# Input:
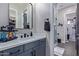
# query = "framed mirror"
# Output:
<box><xmin>9</xmin><ymin>3</ymin><xmax>33</xmax><ymax>29</ymax></box>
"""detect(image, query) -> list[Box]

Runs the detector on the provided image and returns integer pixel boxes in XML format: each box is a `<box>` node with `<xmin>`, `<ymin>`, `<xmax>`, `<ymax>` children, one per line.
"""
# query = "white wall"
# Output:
<box><xmin>57</xmin><ymin>5</ymin><xmax>77</xmax><ymax>43</ymax></box>
<box><xmin>35</xmin><ymin>3</ymin><xmax>50</xmax><ymax>56</ymax></box>
<box><xmin>35</xmin><ymin>4</ymin><xmax>50</xmax><ymax>33</ymax></box>
<box><xmin>34</xmin><ymin>3</ymin><xmax>54</xmax><ymax>56</ymax></box>
<box><xmin>0</xmin><ymin>3</ymin><xmax>9</xmax><ymax>27</ymax></box>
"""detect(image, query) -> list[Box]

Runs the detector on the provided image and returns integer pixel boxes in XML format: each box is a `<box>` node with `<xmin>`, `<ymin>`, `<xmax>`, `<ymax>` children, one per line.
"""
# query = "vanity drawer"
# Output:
<box><xmin>2</xmin><ymin>45</ymin><xmax>23</xmax><ymax>56</ymax></box>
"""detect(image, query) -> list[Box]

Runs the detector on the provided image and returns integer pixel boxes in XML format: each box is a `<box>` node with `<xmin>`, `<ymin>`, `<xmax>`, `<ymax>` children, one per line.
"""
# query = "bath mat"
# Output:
<box><xmin>54</xmin><ymin>46</ymin><xmax>65</xmax><ymax>56</ymax></box>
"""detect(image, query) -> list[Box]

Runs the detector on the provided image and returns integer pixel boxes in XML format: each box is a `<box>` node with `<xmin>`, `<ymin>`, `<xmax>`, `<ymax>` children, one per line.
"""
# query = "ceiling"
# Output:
<box><xmin>57</xmin><ymin>3</ymin><xmax>77</xmax><ymax>10</ymax></box>
<box><xmin>66</xmin><ymin>13</ymin><xmax>76</xmax><ymax>19</ymax></box>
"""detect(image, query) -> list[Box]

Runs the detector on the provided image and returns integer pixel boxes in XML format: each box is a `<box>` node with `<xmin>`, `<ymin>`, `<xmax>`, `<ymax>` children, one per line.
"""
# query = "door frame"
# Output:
<box><xmin>64</xmin><ymin>12</ymin><xmax>76</xmax><ymax>43</ymax></box>
<box><xmin>63</xmin><ymin>6</ymin><xmax>76</xmax><ymax>43</ymax></box>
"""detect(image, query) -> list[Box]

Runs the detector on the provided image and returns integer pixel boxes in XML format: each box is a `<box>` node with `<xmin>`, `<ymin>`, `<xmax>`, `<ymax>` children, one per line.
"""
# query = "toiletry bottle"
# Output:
<box><xmin>30</xmin><ymin>31</ymin><xmax>33</xmax><ymax>36</ymax></box>
<box><xmin>1</xmin><ymin>32</ymin><xmax>7</xmax><ymax>42</ymax></box>
<box><xmin>0</xmin><ymin>33</ymin><xmax>1</xmax><ymax>41</ymax></box>
<box><xmin>24</xmin><ymin>33</ymin><xmax>26</xmax><ymax>38</ymax></box>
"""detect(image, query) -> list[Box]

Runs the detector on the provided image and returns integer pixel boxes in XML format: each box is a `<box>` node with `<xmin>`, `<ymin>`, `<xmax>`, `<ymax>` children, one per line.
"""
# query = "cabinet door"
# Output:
<box><xmin>35</xmin><ymin>39</ymin><xmax>46</xmax><ymax>56</ymax></box>
<box><xmin>33</xmin><ymin>45</ymin><xmax>46</xmax><ymax>56</ymax></box>
<box><xmin>24</xmin><ymin>40</ymin><xmax>40</xmax><ymax>51</ymax></box>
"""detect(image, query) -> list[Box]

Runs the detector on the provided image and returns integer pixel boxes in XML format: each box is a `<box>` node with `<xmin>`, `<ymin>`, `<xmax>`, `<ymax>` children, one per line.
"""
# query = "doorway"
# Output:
<box><xmin>66</xmin><ymin>13</ymin><xmax>76</xmax><ymax>42</ymax></box>
<box><xmin>54</xmin><ymin>3</ymin><xmax>77</xmax><ymax>56</ymax></box>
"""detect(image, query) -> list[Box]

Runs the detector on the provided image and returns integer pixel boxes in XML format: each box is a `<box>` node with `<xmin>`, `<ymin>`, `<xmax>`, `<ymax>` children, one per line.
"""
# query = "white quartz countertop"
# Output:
<box><xmin>0</xmin><ymin>33</ymin><xmax>46</xmax><ymax>51</ymax></box>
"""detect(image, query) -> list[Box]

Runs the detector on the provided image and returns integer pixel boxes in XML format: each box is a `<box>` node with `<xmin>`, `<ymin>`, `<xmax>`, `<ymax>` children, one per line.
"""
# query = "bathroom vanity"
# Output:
<box><xmin>0</xmin><ymin>33</ymin><xmax>46</xmax><ymax>56</ymax></box>
<box><xmin>0</xmin><ymin>3</ymin><xmax>46</xmax><ymax>56</ymax></box>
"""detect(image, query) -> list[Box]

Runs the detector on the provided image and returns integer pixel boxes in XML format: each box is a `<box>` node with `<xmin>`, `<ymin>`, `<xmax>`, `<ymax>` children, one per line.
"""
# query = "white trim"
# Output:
<box><xmin>49</xmin><ymin>4</ymin><xmax>54</xmax><ymax>56</ymax></box>
<box><xmin>21</xmin><ymin>13</ymin><xmax>24</xmax><ymax>29</ymax></box>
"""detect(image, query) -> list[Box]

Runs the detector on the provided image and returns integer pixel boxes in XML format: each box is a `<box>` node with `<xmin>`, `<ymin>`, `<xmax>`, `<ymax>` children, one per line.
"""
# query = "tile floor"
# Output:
<box><xmin>58</xmin><ymin>41</ymin><xmax>77</xmax><ymax>56</ymax></box>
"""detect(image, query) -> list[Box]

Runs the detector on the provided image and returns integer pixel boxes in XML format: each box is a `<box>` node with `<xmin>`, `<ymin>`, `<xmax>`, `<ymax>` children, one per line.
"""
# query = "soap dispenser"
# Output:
<box><xmin>30</xmin><ymin>31</ymin><xmax>33</xmax><ymax>36</ymax></box>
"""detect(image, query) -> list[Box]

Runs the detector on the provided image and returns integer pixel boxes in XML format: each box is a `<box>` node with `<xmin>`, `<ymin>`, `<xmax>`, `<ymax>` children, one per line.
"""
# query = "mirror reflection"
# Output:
<box><xmin>9</xmin><ymin>3</ymin><xmax>33</xmax><ymax>29</ymax></box>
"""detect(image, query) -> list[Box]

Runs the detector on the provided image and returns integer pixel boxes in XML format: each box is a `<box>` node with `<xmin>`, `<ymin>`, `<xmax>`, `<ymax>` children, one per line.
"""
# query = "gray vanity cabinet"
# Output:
<box><xmin>19</xmin><ymin>39</ymin><xmax>46</xmax><ymax>56</ymax></box>
<box><xmin>32</xmin><ymin>45</ymin><xmax>44</xmax><ymax>56</ymax></box>
<box><xmin>22</xmin><ymin>40</ymin><xmax>41</xmax><ymax>56</ymax></box>
<box><xmin>0</xmin><ymin>39</ymin><xmax>46</xmax><ymax>56</ymax></box>
<box><xmin>32</xmin><ymin>39</ymin><xmax>46</xmax><ymax>56</ymax></box>
<box><xmin>35</xmin><ymin>44</ymin><xmax>46</xmax><ymax>56</ymax></box>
